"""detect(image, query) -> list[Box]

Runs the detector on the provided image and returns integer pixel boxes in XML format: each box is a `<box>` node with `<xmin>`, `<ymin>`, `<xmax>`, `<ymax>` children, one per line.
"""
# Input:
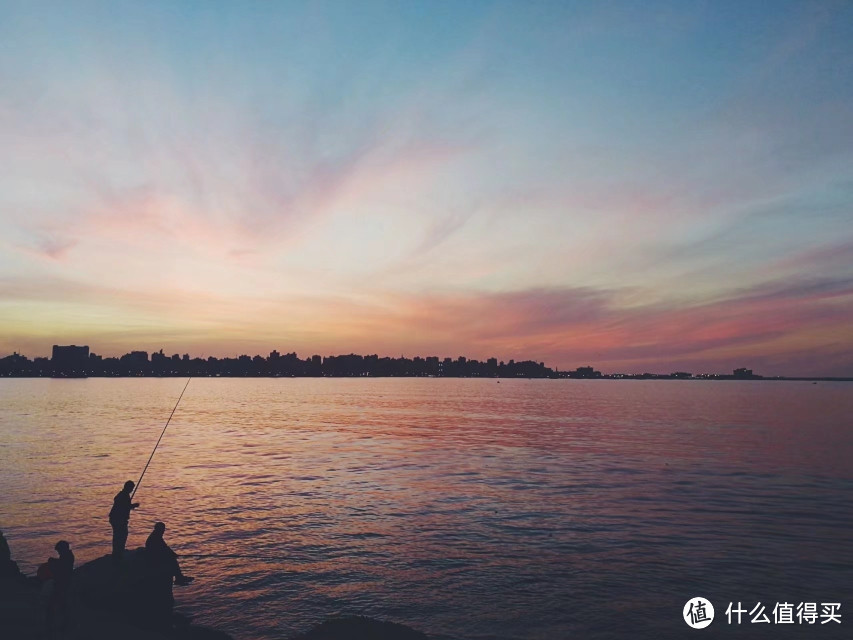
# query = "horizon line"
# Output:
<box><xmin>4</xmin><ymin>344</ymin><xmax>852</xmax><ymax>379</ymax></box>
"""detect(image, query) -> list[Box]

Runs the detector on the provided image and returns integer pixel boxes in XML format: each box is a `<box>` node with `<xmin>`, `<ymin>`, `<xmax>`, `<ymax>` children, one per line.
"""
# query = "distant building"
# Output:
<box><xmin>569</xmin><ymin>366</ymin><xmax>601</xmax><ymax>379</ymax></box>
<box><xmin>52</xmin><ymin>345</ymin><xmax>89</xmax><ymax>375</ymax></box>
<box><xmin>116</xmin><ymin>351</ymin><xmax>149</xmax><ymax>375</ymax></box>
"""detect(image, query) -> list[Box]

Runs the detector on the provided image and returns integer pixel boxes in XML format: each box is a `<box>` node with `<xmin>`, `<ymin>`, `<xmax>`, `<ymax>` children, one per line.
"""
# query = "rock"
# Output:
<box><xmin>0</xmin><ymin>530</ymin><xmax>27</xmax><ymax>581</ymax></box>
<box><xmin>1</xmin><ymin>546</ymin><xmax>228</xmax><ymax>640</ymax></box>
<box><xmin>70</xmin><ymin>549</ymin><xmax>234</xmax><ymax>639</ymax></box>
<box><xmin>74</xmin><ymin>548</ymin><xmax>175</xmax><ymax>630</ymax></box>
<box><xmin>289</xmin><ymin>615</ymin><xmax>429</xmax><ymax>640</ymax></box>
<box><xmin>0</xmin><ymin>575</ymin><xmax>43</xmax><ymax>640</ymax></box>
<box><xmin>3</xmin><ymin>543</ymin><xmax>423</xmax><ymax>640</ymax></box>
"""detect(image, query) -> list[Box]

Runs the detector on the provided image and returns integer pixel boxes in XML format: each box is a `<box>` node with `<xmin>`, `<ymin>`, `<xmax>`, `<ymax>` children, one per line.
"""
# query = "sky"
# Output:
<box><xmin>1</xmin><ymin>0</ymin><xmax>852</xmax><ymax>376</ymax></box>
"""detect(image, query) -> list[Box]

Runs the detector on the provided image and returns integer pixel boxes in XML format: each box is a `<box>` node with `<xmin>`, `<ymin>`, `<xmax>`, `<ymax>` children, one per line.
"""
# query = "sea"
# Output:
<box><xmin>1</xmin><ymin>378</ymin><xmax>851</xmax><ymax>639</ymax></box>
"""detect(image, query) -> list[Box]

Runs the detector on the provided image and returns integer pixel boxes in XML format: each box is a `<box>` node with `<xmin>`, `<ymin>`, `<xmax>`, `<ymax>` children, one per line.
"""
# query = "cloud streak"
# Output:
<box><xmin>3</xmin><ymin>267</ymin><xmax>851</xmax><ymax>376</ymax></box>
<box><xmin>1</xmin><ymin>2</ymin><xmax>853</xmax><ymax>375</ymax></box>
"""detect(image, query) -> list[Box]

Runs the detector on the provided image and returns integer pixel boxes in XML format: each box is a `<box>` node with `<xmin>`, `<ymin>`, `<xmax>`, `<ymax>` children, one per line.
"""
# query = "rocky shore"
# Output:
<box><xmin>1</xmin><ymin>546</ymin><xmax>428</xmax><ymax>640</ymax></box>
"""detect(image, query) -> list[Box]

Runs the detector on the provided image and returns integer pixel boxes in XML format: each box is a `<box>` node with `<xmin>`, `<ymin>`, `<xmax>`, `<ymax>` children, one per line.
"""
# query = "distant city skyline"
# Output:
<box><xmin>0</xmin><ymin>344</ymin><xmax>804</xmax><ymax>379</ymax></box>
<box><xmin>2</xmin><ymin>2</ymin><xmax>853</xmax><ymax>377</ymax></box>
<box><xmin>2</xmin><ymin>344</ymin><xmax>845</xmax><ymax>380</ymax></box>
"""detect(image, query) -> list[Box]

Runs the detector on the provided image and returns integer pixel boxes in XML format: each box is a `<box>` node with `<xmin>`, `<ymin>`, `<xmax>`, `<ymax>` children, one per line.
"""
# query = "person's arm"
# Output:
<box><xmin>119</xmin><ymin>492</ymin><xmax>139</xmax><ymax>511</ymax></box>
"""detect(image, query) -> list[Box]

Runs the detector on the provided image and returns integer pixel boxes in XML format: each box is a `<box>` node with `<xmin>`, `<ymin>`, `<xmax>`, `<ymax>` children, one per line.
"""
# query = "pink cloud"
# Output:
<box><xmin>3</xmin><ymin>273</ymin><xmax>852</xmax><ymax>377</ymax></box>
<box><xmin>17</xmin><ymin>234</ymin><xmax>79</xmax><ymax>261</ymax></box>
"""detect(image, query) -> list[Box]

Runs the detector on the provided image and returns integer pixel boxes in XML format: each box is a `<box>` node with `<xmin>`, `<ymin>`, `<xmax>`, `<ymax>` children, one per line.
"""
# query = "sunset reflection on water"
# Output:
<box><xmin>1</xmin><ymin>378</ymin><xmax>851</xmax><ymax>639</ymax></box>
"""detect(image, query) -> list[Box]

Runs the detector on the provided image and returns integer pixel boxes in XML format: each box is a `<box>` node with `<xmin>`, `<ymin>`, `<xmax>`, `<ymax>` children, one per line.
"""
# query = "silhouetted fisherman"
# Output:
<box><xmin>145</xmin><ymin>522</ymin><xmax>194</xmax><ymax>586</ymax></box>
<box><xmin>109</xmin><ymin>480</ymin><xmax>140</xmax><ymax>563</ymax></box>
<box><xmin>46</xmin><ymin>540</ymin><xmax>74</xmax><ymax>632</ymax></box>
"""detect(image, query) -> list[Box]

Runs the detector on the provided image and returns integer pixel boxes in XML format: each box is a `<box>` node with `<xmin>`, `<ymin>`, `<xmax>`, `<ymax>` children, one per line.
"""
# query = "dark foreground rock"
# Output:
<box><xmin>2</xmin><ymin>542</ymin><xmax>428</xmax><ymax>640</ymax></box>
<box><xmin>0</xmin><ymin>575</ymin><xmax>43</xmax><ymax>640</ymax></box>
<box><xmin>74</xmin><ymin>548</ymin><xmax>176</xmax><ymax>629</ymax></box>
<box><xmin>0</xmin><ymin>546</ymin><xmax>233</xmax><ymax>640</ymax></box>
<box><xmin>290</xmin><ymin>616</ymin><xmax>429</xmax><ymax>640</ymax></box>
<box><xmin>72</xmin><ymin>548</ymin><xmax>232</xmax><ymax>639</ymax></box>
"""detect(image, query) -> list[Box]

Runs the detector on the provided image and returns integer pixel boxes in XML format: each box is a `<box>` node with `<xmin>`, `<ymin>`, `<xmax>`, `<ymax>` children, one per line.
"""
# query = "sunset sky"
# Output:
<box><xmin>2</xmin><ymin>1</ymin><xmax>852</xmax><ymax>375</ymax></box>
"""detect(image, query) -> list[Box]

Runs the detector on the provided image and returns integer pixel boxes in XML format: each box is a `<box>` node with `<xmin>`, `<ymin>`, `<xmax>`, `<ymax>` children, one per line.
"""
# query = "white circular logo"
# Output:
<box><xmin>683</xmin><ymin>597</ymin><xmax>715</xmax><ymax>629</ymax></box>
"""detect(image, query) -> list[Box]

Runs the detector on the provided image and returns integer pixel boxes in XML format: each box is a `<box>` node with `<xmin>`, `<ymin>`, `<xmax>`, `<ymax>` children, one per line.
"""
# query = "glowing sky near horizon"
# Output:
<box><xmin>2</xmin><ymin>1</ymin><xmax>853</xmax><ymax>375</ymax></box>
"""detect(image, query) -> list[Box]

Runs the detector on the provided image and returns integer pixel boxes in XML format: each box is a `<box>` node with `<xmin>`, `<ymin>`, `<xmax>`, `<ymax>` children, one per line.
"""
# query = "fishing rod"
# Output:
<box><xmin>131</xmin><ymin>376</ymin><xmax>193</xmax><ymax>501</ymax></box>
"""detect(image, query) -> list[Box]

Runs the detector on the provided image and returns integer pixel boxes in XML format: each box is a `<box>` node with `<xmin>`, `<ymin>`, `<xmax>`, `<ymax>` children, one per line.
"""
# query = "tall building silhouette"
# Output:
<box><xmin>51</xmin><ymin>345</ymin><xmax>89</xmax><ymax>376</ymax></box>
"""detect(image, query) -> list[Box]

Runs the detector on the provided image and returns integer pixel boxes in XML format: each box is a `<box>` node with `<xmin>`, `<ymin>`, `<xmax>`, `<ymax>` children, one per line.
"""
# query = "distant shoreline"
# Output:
<box><xmin>4</xmin><ymin>347</ymin><xmax>850</xmax><ymax>380</ymax></box>
<box><xmin>1</xmin><ymin>373</ymin><xmax>851</xmax><ymax>381</ymax></box>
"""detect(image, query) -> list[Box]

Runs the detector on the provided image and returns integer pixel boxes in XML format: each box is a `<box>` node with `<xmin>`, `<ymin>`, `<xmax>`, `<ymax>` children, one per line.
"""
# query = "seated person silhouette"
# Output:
<box><xmin>145</xmin><ymin>522</ymin><xmax>194</xmax><ymax>586</ymax></box>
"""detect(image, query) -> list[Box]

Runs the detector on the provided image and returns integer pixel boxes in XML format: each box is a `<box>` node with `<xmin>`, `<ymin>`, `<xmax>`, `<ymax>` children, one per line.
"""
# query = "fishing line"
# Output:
<box><xmin>131</xmin><ymin>376</ymin><xmax>193</xmax><ymax>500</ymax></box>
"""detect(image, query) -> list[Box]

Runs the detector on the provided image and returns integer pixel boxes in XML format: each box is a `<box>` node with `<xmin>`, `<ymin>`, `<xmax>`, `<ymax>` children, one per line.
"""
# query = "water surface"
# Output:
<box><xmin>1</xmin><ymin>378</ymin><xmax>851</xmax><ymax>638</ymax></box>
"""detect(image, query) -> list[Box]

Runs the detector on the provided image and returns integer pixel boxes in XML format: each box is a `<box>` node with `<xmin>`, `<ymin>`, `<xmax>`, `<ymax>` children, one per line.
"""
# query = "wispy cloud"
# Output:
<box><xmin>16</xmin><ymin>233</ymin><xmax>79</xmax><ymax>261</ymax></box>
<box><xmin>1</xmin><ymin>1</ymin><xmax>852</xmax><ymax>375</ymax></box>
